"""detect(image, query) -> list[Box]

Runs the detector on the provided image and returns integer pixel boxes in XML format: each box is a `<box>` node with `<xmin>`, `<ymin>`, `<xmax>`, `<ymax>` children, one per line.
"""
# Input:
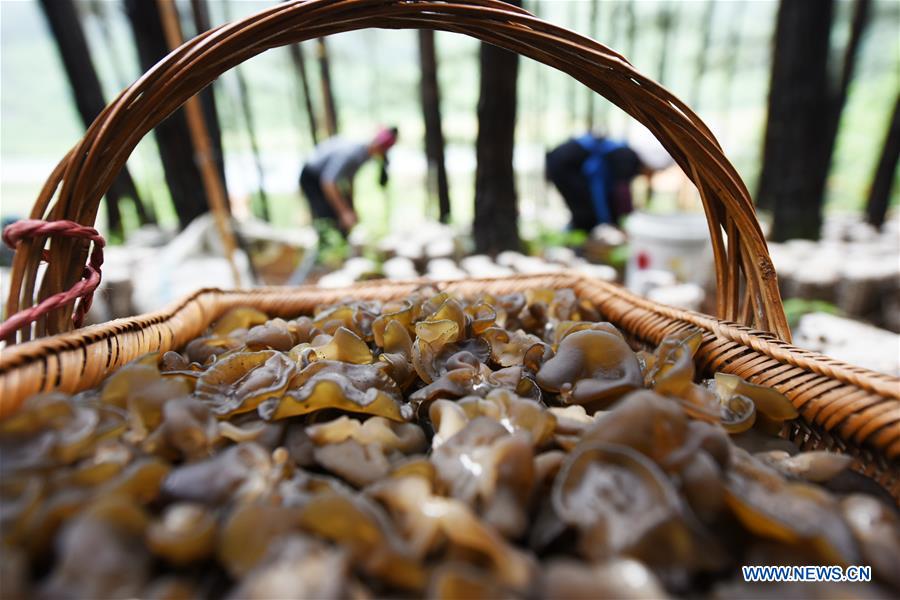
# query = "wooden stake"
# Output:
<box><xmin>155</xmin><ymin>0</ymin><xmax>242</xmax><ymax>286</ymax></box>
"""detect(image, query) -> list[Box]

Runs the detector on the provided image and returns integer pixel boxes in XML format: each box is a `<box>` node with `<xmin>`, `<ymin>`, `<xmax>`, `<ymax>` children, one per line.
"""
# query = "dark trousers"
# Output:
<box><xmin>545</xmin><ymin>139</ymin><xmax>596</xmax><ymax>231</ymax></box>
<box><xmin>300</xmin><ymin>166</ymin><xmax>339</xmax><ymax>223</ymax></box>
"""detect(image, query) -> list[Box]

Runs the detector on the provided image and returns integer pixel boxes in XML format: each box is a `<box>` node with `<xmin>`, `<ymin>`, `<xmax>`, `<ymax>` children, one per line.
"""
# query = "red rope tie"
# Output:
<box><xmin>0</xmin><ymin>219</ymin><xmax>105</xmax><ymax>340</ymax></box>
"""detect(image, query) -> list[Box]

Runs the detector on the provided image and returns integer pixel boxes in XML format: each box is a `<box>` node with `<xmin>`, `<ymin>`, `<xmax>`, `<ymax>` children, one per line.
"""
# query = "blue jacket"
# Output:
<box><xmin>575</xmin><ymin>134</ymin><xmax>626</xmax><ymax>225</ymax></box>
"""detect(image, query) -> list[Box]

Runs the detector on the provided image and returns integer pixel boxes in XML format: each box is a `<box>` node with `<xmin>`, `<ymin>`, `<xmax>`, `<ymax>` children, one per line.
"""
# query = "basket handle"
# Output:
<box><xmin>4</xmin><ymin>0</ymin><xmax>789</xmax><ymax>343</ymax></box>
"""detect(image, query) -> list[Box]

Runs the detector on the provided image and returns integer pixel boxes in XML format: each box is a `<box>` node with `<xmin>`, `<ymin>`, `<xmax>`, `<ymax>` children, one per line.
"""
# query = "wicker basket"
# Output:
<box><xmin>1</xmin><ymin>0</ymin><xmax>897</xmax><ymax>498</ymax></box>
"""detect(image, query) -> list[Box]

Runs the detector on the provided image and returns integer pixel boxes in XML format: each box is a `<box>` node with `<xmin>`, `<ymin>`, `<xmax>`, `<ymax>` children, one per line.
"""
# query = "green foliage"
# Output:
<box><xmin>783</xmin><ymin>298</ymin><xmax>843</xmax><ymax>329</ymax></box>
<box><xmin>2</xmin><ymin>0</ymin><xmax>898</xmax><ymax>236</ymax></box>
<box><xmin>526</xmin><ymin>227</ymin><xmax>588</xmax><ymax>255</ymax></box>
<box><xmin>313</xmin><ymin>220</ymin><xmax>350</xmax><ymax>269</ymax></box>
<box><xmin>607</xmin><ymin>244</ymin><xmax>630</xmax><ymax>270</ymax></box>
<box><xmin>361</xmin><ymin>246</ymin><xmax>384</xmax><ymax>273</ymax></box>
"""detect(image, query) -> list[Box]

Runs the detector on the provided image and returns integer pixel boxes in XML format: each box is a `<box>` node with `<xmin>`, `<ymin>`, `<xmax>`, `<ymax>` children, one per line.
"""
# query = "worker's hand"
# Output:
<box><xmin>338</xmin><ymin>208</ymin><xmax>358</xmax><ymax>232</ymax></box>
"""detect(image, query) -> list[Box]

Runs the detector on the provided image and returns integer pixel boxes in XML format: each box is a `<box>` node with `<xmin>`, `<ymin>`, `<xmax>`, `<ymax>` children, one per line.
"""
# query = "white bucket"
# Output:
<box><xmin>624</xmin><ymin>212</ymin><xmax>714</xmax><ymax>294</ymax></box>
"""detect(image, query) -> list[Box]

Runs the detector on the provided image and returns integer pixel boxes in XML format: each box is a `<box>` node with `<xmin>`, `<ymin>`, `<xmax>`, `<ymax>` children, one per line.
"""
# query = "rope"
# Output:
<box><xmin>0</xmin><ymin>219</ymin><xmax>105</xmax><ymax>340</ymax></box>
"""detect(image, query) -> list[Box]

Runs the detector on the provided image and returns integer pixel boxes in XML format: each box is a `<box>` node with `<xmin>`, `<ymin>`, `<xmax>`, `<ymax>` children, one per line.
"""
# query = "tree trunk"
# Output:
<box><xmin>86</xmin><ymin>0</ymin><xmax>132</xmax><ymax>89</ymax></box>
<box><xmin>818</xmin><ymin>0</ymin><xmax>871</xmax><ymax>190</ymax></box>
<box><xmin>567</xmin><ymin>1</ymin><xmax>579</xmax><ymax>129</ymax></box>
<box><xmin>473</xmin><ymin>0</ymin><xmax>521</xmax><ymax>255</ymax></box>
<box><xmin>39</xmin><ymin>0</ymin><xmax>154</xmax><ymax>237</ymax></box>
<box><xmin>234</xmin><ymin>68</ymin><xmax>270</xmax><ymax>220</ymax></box>
<box><xmin>317</xmin><ymin>38</ymin><xmax>339</xmax><ymax>136</ymax></box>
<box><xmin>418</xmin><ymin>30</ymin><xmax>451</xmax><ymax>223</ymax></box>
<box><xmin>834</xmin><ymin>0</ymin><xmax>872</xmax><ymax>125</ymax></box>
<box><xmin>690</xmin><ymin>1</ymin><xmax>716</xmax><ymax>109</ymax></box>
<box><xmin>216</xmin><ymin>0</ymin><xmax>270</xmax><ymax>221</ymax></box>
<box><xmin>866</xmin><ymin>95</ymin><xmax>900</xmax><ymax>230</ymax></box>
<box><xmin>656</xmin><ymin>4</ymin><xmax>677</xmax><ymax>87</ymax></box>
<box><xmin>187</xmin><ymin>0</ymin><xmax>230</xmax><ymax>207</ymax></box>
<box><xmin>644</xmin><ymin>4</ymin><xmax>677</xmax><ymax>207</ymax></box>
<box><xmin>584</xmin><ymin>0</ymin><xmax>600</xmax><ymax>131</ymax></box>
<box><xmin>623</xmin><ymin>0</ymin><xmax>637</xmax><ymax>136</ymax></box>
<box><xmin>757</xmin><ymin>0</ymin><xmax>834</xmax><ymax>241</ymax></box>
<box><xmin>125</xmin><ymin>0</ymin><xmax>211</xmax><ymax>228</ymax></box>
<box><xmin>288</xmin><ymin>43</ymin><xmax>319</xmax><ymax>146</ymax></box>
<box><xmin>719</xmin><ymin>0</ymin><xmax>746</xmax><ymax>139</ymax></box>
<box><xmin>87</xmin><ymin>0</ymin><xmax>159</xmax><ymax>226</ymax></box>
<box><xmin>596</xmin><ymin>0</ymin><xmax>622</xmax><ymax>132</ymax></box>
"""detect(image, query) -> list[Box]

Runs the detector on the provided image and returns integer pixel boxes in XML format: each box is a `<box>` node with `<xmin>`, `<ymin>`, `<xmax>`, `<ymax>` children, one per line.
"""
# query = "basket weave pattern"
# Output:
<box><xmin>1</xmin><ymin>274</ymin><xmax>897</xmax><ymax>497</ymax></box>
<box><xmin>1</xmin><ymin>0</ymin><xmax>896</xmax><ymax>497</ymax></box>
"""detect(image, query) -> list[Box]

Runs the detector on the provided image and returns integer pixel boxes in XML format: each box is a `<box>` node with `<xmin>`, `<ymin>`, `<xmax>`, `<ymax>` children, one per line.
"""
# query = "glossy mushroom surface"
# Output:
<box><xmin>1</xmin><ymin>288</ymin><xmax>896</xmax><ymax>597</ymax></box>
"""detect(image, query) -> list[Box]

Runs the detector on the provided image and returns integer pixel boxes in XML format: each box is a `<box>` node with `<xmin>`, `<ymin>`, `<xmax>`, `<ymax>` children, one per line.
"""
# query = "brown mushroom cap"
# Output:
<box><xmin>756</xmin><ymin>450</ymin><xmax>852</xmax><ymax>483</ymax></box>
<box><xmin>413</xmin><ymin>320</ymin><xmax>464</xmax><ymax>383</ymax></box>
<box><xmin>582</xmin><ymin>390</ymin><xmax>688</xmax><ymax>465</ymax></box>
<box><xmin>714</xmin><ymin>372</ymin><xmax>799</xmax><ymax>422</ymax></box>
<box><xmin>143</xmin><ymin>397</ymin><xmax>219</xmax><ymax>460</ymax></box>
<box><xmin>724</xmin><ymin>448</ymin><xmax>862</xmax><ymax>565</ymax></box>
<box><xmin>431</xmin><ymin>416</ymin><xmax>535</xmax><ymax>538</ymax></box>
<box><xmin>552</xmin><ymin>441</ymin><xmax>682</xmax><ymax>561</ymax></box>
<box><xmin>372</xmin><ymin>300</ymin><xmax>417</xmax><ymax>347</ymax></box>
<box><xmin>541</xmin><ymin>558</ymin><xmax>667</xmax><ymax>600</ymax></box>
<box><xmin>458</xmin><ymin>389</ymin><xmax>556</xmax><ymax>447</ymax></box>
<box><xmin>841</xmin><ymin>494</ymin><xmax>900</xmax><ymax>590</ymax></box>
<box><xmin>218</xmin><ymin>503</ymin><xmax>305</xmax><ymax>578</ymax></box>
<box><xmin>481</xmin><ymin>327</ymin><xmax>549</xmax><ymax>369</ymax></box>
<box><xmin>429</xmin><ymin>400</ymin><xmax>470</xmax><ymax>450</ymax></box>
<box><xmin>410</xmin><ymin>363</ymin><xmax>539</xmax><ymax>414</ymax></box>
<box><xmin>7</xmin><ymin>287</ymin><xmax>899</xmax><ymax>596</ymax></box>
<box><xmin>427</xmin><ymin>563</ymin><xmax>507</xmax><ymax>600</ymax></box>
<box><xmin>41</xmin><ymin>512</ymin><xmax>150</xmax><ymax>600</ymax></box>
<box><xmin>244</xmin><ymin>319</ymin><xmax>296</xmax><ymax>351</ymax></box>
<box><xmin>184</xmin><ymin>335</ymin><xmax>243</xmax><ymax>365</ymax></box>
<box><xmin>536</xmin><ymin>329</ymin><xmax>642</xmax><ymax>407</ymax></box>
<box><xmin>162</xmin><ymin>443</ymin><xmax>271</xmax><ymax>505</ymax></box>
<box><xmin>552</xmin><ymin>320</ymin><xmax>624</xmax><ymax>346</ymax></box>
<box><xmin>259</xmin><ymin>361</ymin><xmax>409</xmax><ymax>422</ymax></box>
<box><xmin>366</xmin><ymin>474</ymin><xmax>443</xmax><ymax>559</ymax></box>
<box><xmin>297</xmin><ymin>491</ymin><xmax>427</xmax><ymax>591</ymax></box>
<box><xmin>292</xmin><ymin>326</ymin><xmax>374</xmax><ymax>365</ymax></box>
<box><xmin>212</xmin><ymin>307</ymin><xmax>269</xmax><ymax>336</ymax></box>
<box><xmin>195</xmin><ymin>351</ymin><xmax>295</xmax><ymax>417</ymax></box>
<box><xmin>312</xmin><ymin>302</ymin><xmax>379</xmax><ymax>341</ymax></box>
<box><xmin>370</xmin><ymin>470</ymin><xmax>536</xmax><ymax>590</ymax></box>
<box><xmin>146</xmin><ymin>503</ymin><xmax>216</xmax><ymax>565</ymax></box>
<box><xmin>313</xmin><ymin>439</ymin><xmax>391</xmax><ymax>487</ymax></box>
<box><xmin>307</xmin><ymin>416</ymin><xmax>426</xmax><ymax>454</ymax></box>
<box><xmin>465</xmin><ymin>302</ymin><xmax>498</xmax><ymax>336</ymax></box>
<box><xmin>229</xmin><ymin>534</ymin><xmax>350</xmax><ymax>600</ymax></box>
<box><xmin>379</xmin><ymin>319</ymin><xmax>418</xmax><ymax>389</ymax></box>
<box><xmin>645</xmin><ymin>335</ymin><xmax>698</xmax><ymax>397</ymax></box>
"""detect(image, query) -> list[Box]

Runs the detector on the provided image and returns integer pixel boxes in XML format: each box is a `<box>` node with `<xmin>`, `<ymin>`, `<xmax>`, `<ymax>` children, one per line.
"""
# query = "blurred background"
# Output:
<box><xmin>1</xmin><ymin>0</ymin><xmax>898</xmax><ymax>371</ymax></box>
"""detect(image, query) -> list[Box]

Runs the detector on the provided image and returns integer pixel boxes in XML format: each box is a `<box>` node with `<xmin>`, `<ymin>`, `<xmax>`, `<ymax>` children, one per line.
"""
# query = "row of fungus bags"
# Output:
<box><xmin>1</xmin><ymin>287</ymin><xmax>898</xmax><ymax>599</ymax></box>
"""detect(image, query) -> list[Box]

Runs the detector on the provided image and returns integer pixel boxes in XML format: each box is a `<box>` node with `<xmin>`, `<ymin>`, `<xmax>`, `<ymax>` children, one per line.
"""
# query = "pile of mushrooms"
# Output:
<box><xmin>1</xmin><ymin>287</ymin><xmax>898</xmax><ymax>599</ymax></box>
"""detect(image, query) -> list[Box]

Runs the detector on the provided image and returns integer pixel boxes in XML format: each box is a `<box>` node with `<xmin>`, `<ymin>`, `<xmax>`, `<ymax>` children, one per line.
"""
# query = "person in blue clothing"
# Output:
<box><xmin>545</xmin><ymin>133</ymin><xmax>649</xmax><ymax>232</ymax></box>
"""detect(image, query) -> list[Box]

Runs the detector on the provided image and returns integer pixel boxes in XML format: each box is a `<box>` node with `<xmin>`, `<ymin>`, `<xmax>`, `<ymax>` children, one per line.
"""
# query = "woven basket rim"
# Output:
<box><xmin>4</xmin><ymin>0</ymin><xmax>894</xmax><ymax>496</ymax></box>
<box><xmin>3</xmin><ymin>272</ymin><xmax>896</xmax><ymax>392</ymax></box>
<box><xmin>1</xmin><ymin>272</ymin><xmax>897</xmax><ymax>499</ymax></box>
<box><xmin>4</xmin><ymin>0</ymin><xmax>789</xmax><ymax>343</ymax></box>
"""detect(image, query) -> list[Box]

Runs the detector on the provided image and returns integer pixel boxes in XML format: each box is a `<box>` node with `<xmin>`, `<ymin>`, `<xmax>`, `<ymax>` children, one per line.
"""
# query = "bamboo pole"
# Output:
<box><xmin>156</xmin><ymin>0</ymin><xmax>241</xmax><ymax>286</ymax></box>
